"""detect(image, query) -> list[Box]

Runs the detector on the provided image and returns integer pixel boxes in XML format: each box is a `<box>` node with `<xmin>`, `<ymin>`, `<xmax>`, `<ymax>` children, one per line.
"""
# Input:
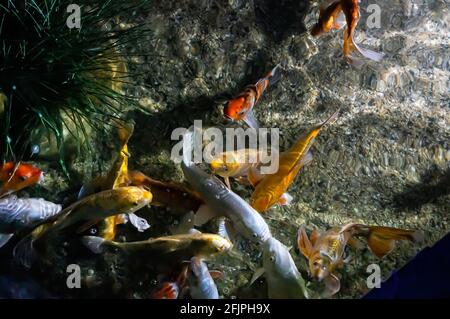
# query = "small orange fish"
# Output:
<box><xmin>311</xmin><ymin>0</ymin><xmax>383</xmax><ymax>66</ymax></box>
<box><xmin>152</xmin><ymin>281</ymin><xmax>181</xmax><ymax>299</ymax></box>
<box><xmin>297</xmin><ymin>223</ymin><xmax>423</xmax><ymax>297</ymax></box>
<box><xmin>224</xmin><ymin>65</ymin><xmax>281</xmax><ymax>129</ymax></box>
<box><xmin>250</xmin><ymin>110</ymin><xmax>338</xmax><ymax>213</ymax></box>
<box><xmin>0</xmin><ymin>162</ymin><xmax>43</xmax><ymax>196</ymax></box>
<box><xmin>152</xmin><ymin>266</ymin><xmax>188</xmax><ymax>299</ymax></box>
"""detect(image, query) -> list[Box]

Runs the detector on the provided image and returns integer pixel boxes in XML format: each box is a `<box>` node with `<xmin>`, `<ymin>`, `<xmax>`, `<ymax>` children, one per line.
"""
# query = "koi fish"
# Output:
<box><xmin>78</xmin><ymin>123</ymin><xmax>149</xmax><ymax>240</ymax></box>
<box><xmin>209</xmin><ymin>148</ymin><xmax>264</xmax><ymax>189</ymax></box>
<box><xmin>0</xmin><ymin>195</ymin><xmax>62</xmax><ymax>248</ymax></box>
<box><xmin>224</xmin><ymin>65</ymin><xmax>281</xmax><ymax>129</ymax></box>
<box><xmin>252</xmin><ymin>237</ymin><xmax>308</xmax><ymax>299</ymax></box>
<box><xmin>14</xmin><ymin>186</ymin><xmax>152</xmax><ymax>268</ymax></box>
<box><xmin>311</xmin><ymin>0</ymin><xmax>384</xmax><ymax>66</ymax></box>
<box><xmin>82</xmin><ymin>232</ymin><xmax>232</xmax><ymax>269</ymax></box>
<box><xmin>187</xmin><ymin>257</ymin><xmax>220</xmax><ymax>299</ymax></box>
<box><xmin>297</xmin><ymin>223</ymin><xmax>423</xmax><ymax>297</ymax></box>
<box><xmin>0</xmin><ymin>162</ymin><xmax>43</xmax><ymax>197</ymax></box>
<box><xmin>250</xmin><ymin>110</ymin><xmax>338</xmax><ymax>213</ymax></box>
<box><xmin>181</xmin><ymin>130</ymin><xmax>272</xmax><ymax>244</ymax></box>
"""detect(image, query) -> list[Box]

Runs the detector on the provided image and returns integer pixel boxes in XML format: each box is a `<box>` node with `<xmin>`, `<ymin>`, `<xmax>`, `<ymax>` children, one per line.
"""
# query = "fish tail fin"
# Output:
<box><xmin>358</xmin><ymin>225</ymin><xmax>424</xmax><ymax>258</ymax></box>
<box><xmin>266</xmin><ymin>64</ymin><xmax>282</xmax><ymax>87</ymax></box>
<box><xmin>319</xmin><ymin>109</ymin><xmax>340</xmax><ymax>128</ymax></box>
<box><xmin>81</xmin><ymin>236</ymin><xmax>115</xmax><ymax>254</ymax></box>
<box><xmin>352</xmin><ymin>35</ymin><xmax>384</xmax><ymax>62</ymax></box>
<box><xmin>13</xmin><ymin>234</ymin><xmax>37</xmax><ymax>269</ymax></box>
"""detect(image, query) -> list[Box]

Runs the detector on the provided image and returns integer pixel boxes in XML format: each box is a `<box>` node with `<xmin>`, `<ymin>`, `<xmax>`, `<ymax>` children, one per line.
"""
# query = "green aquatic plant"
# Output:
<box><xmin>0</xmin><ymin>0</ymin><xmax>151</xmax><ymax>173</ymax></box>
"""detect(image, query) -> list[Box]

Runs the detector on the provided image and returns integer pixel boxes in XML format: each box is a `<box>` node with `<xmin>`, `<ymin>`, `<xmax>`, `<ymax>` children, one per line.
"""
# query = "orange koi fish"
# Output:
<box><xmin>311</xmin><ymin>0</ymin><xmax>383</xmax><ymax>66</ymax></box>
<box><xmin>250</xmin><ymin>110</ymin><xmax>339</xmax><ymax>213</ymax></box>
<box><xmin>224</xmin><ymin>65</ymin><xmax>281</xmax><ymax>129</ymax></box>
<box><xmin>297</xmin><ymin>223</ymin><xmax>423</xmax><ymax>297</ymax></box>
<box><xmin>0</xmin><ymin>162</ymin><xmax>43</xmax><ymax>197</ymax></box>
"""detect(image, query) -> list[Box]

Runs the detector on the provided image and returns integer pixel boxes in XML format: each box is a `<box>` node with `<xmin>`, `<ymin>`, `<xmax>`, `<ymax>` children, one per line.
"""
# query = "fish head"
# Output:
<box><xmin>0</xmin><ymin>162</ymin><xmax>42</xmax><ymax>192</ymax></box>
<box><xmin>309</xmin><ymin>252</ymin><xmax>332</xmax><ymax>281</ymax></box>
<box><xmin>115</xmin><ymin>186</ymin><xmax>153</xmax><ymax>213</ymax></box>
<box><xmin>209</xmin><ymin>156</ymin><xmax>239</xmax><ymax>177</ymax></box>
<box><xmin>197</xmin><ymin>234</ymin><xmax>232</xmax><ymax>257</ymax></box>
<box><xmin>202</xmin><ymin>176</ymin><xmax>229</xmax><ymax>196</ymax></box>
<box><xmin>262</xmin><ymin>237</ymin><xmax>294</xmax><ymax>276</ymax></box>
<box><xmin>224</xmin><ymin>97</ymin><xmax>247</xmax><ymax>121</ymax></box>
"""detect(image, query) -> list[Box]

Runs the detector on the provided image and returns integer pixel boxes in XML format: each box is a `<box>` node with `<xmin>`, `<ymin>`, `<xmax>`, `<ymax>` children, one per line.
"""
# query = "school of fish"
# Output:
<box><xmin>0</xmin><ymin>2</ymin><xmax>425</xmax><ymax>298</ymax></box>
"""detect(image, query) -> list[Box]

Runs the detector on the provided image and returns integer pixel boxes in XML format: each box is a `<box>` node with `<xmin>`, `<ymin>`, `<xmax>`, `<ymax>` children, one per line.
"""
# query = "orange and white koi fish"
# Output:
<box><xmin>0</xmin><ymin>162</ymin><xmax>43</xmax><ymax>197</ymax></box>
<box><xmin>297</xmin><ymin>222</ymin><xmax>423</xmax><ymax>297</ymax></box>
<box><xmin>311</xmin><ymin>0</ymin><xmax>384</xmax><ymax>66</ymax></box>
<box><xmin>250</xmin><ymin>110</ymin><xmax>339</xmax><ymax>213</ymax></box>
<box><xmin>224</xmin><ymin>65</ymin><xmax>281</xmax><ymax>129</ymax></box>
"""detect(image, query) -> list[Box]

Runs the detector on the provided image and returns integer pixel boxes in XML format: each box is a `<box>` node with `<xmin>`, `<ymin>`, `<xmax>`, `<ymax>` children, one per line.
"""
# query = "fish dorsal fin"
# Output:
<box><xmin>297</xmin><ymin>225</ymin><xmax>313</xmax><ymax>259</ymax></box>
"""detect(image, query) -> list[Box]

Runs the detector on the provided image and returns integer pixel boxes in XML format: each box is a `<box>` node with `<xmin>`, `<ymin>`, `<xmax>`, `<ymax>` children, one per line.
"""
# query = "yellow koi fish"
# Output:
<box><xmin>250</xmin><ymin>110</ymin><xmax>339</xmax><ymax>212</ymax></box>
<box><xmin>297</xmin><ymin>222</ymin><xmax>423</xmax><ymax>297</ymax></box>
<box><xmin>209</xmin><ymin>148</ymin><xmax>264</xmax><ymax>189</ymax></box>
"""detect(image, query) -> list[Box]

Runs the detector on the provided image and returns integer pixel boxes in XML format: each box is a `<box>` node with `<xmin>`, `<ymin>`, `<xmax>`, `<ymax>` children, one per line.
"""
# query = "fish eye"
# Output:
<box><xmin>252</xmin><ymin>233</ymin><xmax>258</xmax><ymax>238</ymax></box>
<box><xmin>269</xmin><ymin>256</ymin><xmax>275</xmax><ymax>262</ymax></box>
<box><xmin>19</xmin><ymin>175</ymin><xmax>29</xmax><ymax>181</ymax></box>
